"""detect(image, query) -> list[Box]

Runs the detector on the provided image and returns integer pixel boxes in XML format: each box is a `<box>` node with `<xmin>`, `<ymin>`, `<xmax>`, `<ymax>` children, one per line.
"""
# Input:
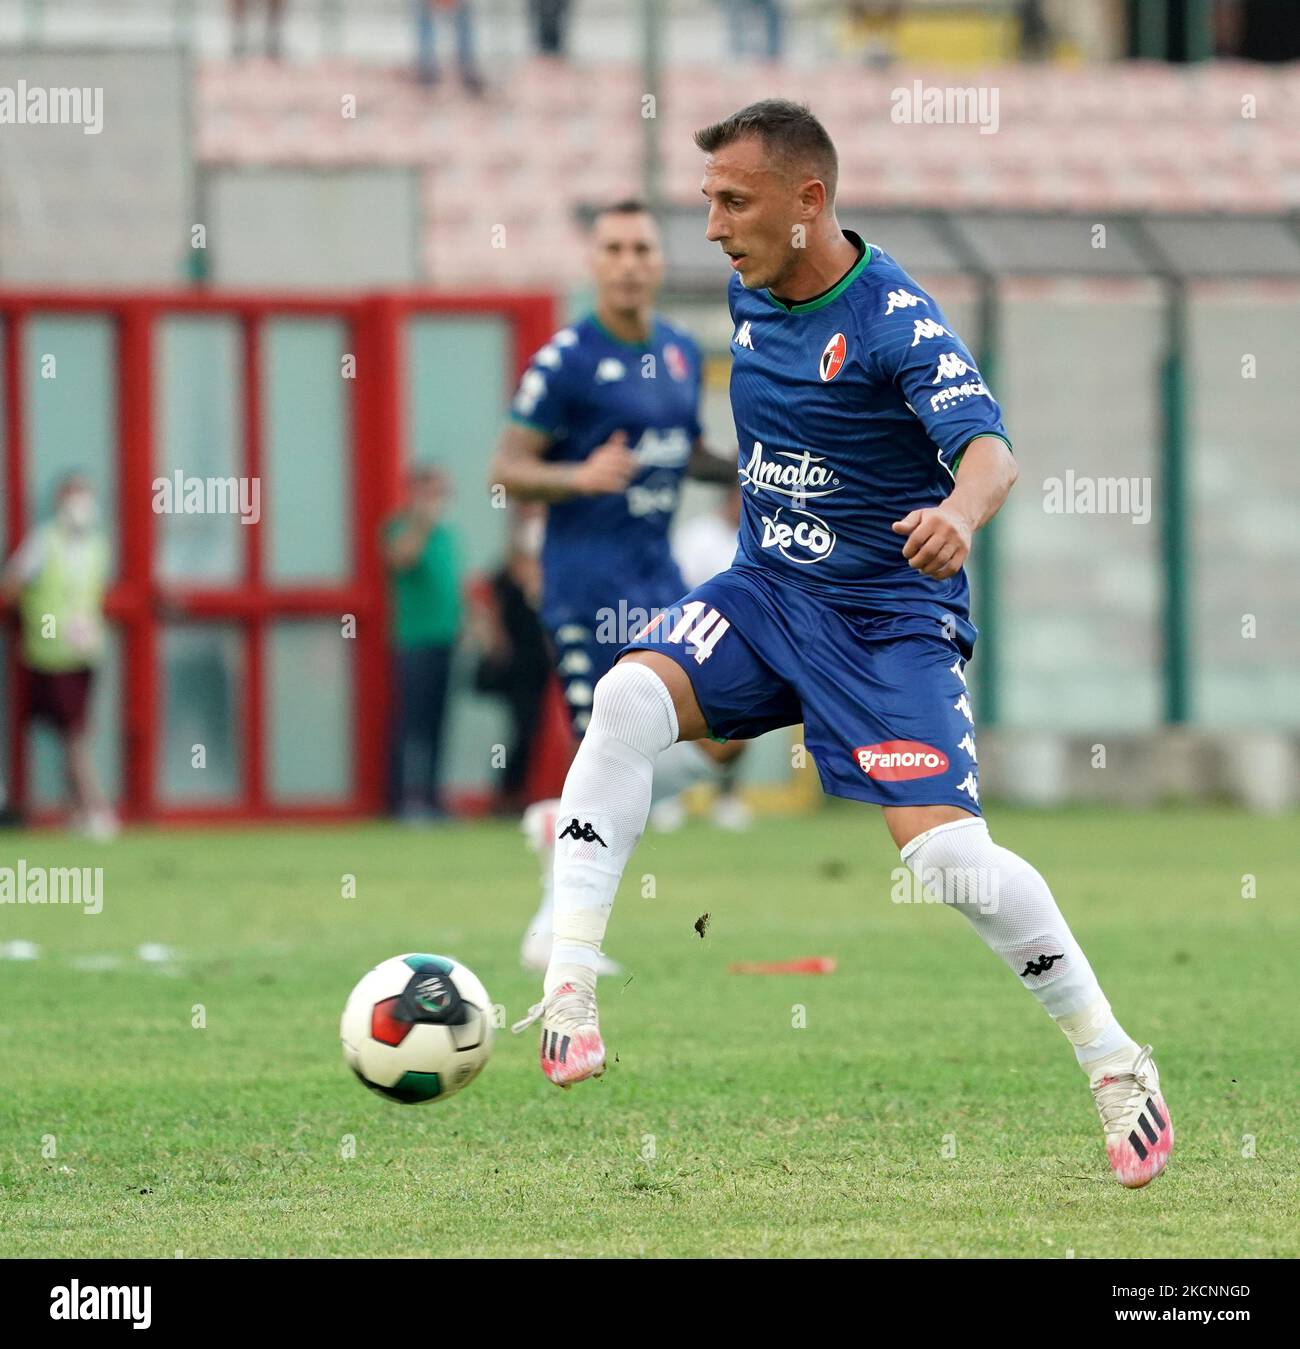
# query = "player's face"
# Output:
<box><xmin>701</xmin><ymin>136</ymin><xmax>804</xmax><ymax>292</ymax></box>
<box><xmin>589</xmin><ymin>212</ymin><xmax>664</xmax><ymax>315</ymax></box>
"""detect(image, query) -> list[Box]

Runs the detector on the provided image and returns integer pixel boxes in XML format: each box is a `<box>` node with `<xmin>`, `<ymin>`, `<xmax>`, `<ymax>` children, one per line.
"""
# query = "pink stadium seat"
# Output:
<box><xmin>194</xmin><ymin>57</ymin><xmax>1300</xmax><ymax>285</ymax></box>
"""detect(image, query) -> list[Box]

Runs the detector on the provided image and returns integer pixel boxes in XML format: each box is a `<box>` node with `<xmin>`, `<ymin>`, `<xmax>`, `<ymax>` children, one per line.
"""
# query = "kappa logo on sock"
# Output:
<box><xmin>1020</xmin><ymin>952</ymin><xmax>1065</xmax><ymax>978</ymax></box>
<box><xmin>558</xmin><ymin>818</ymin><xmax>607</xmax><ymax>847</ymax></box>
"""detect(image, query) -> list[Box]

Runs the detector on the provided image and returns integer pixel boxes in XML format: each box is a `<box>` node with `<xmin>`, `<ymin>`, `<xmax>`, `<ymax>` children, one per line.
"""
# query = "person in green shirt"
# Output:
<box><xmin>383</xmin><ymin>467</ymin><xmax>463</xmax><ymax>819</ymax></box>
<box><xmin>1</xmin><ymin>473</ymin><xmax>117</xmax><ymax>839</ymax></box>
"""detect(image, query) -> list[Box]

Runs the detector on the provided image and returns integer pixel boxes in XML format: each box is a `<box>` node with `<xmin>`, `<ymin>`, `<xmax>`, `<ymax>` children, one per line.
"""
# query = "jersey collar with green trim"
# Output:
<box><xmin>762</xmin><ymin>230</ymin><xmax>872</xmax><ymax>315</ymax></box>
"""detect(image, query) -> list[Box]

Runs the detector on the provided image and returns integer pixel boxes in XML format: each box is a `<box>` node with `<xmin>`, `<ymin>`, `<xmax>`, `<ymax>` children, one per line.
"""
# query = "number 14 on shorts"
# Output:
<box><xmin>637</xmin><ymin>601</ymin><xmax>731</xmax><ymax>664</ymax></box>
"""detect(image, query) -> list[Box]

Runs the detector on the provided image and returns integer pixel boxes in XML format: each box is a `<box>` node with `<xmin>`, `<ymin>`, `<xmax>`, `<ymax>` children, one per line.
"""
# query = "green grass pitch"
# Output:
<box><xmin>1</xmin><ymin>805</ymin><xmax>1295</xmax><ymax>1258</ymax></box>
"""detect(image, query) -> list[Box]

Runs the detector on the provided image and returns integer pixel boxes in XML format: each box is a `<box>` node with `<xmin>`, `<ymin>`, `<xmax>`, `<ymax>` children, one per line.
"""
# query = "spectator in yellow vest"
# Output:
<box><xmin>0</xmin><ymin>474</ymin><xmax>117</xmax><ymax>840</ymax></box>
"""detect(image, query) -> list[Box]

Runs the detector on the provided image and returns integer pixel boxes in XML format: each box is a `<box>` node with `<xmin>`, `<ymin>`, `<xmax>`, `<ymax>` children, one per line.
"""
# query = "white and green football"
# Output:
<box><xmin>340</xmin><ymin>953</ymin><xmax>493</xmax><ymax>1104</ymax></box>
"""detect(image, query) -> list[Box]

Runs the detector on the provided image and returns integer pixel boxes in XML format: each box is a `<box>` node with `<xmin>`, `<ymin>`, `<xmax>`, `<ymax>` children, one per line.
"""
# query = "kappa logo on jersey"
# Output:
<box><xmin>819</xmin><ymin>332</ymin><xmax>847</xmax><ymax>382</ymax></box>
<box><xmin>853</xmin><ymin>740</ymin><xmax>949</xmax><ymax>781</ymax></box>
<box><xmin>759</xmin><ymin>505</ymin><xmax>837</xmax><ymax>565</ymax></box>
<box><xmin>513</xmin><ymin>368</ymin><xmax>547</xmax><ymax>417</ymax></box>
<box><xmin>931</xmin><ymin>352</ymin><xmax>974</xmax><ymax>383</ymax></box>
<box><xmin>739</xmin><ymin>442</ymin><xmax>840</xmax><ymax>501</ymax></box>
<box><xmin>663</xmin><ymin>342</ymin><xmax>689</xmax><ymax>382</ymax></box>
<box><xmin>595</xmin><ymin>357</ymin><xmax>626</xmax><ymax>383</ymax></box>
<box><xmin>911</xmin><ymin>318</ymin><xmax>950</xmax><ymax>346</ymax></box>
<box><xmin>884</xmin><ymin>288</ymin><xmax>927</xmax><ymax>316</ymax></box>
<box><xmin>733</xmin><ymin>320</ymin><xmax>754</xmax><ymax>349</ymax></box>
<box><xmin>514</xmin><ymin>328</ymin><xmax>579</xmax><ymax>414</ymax></box>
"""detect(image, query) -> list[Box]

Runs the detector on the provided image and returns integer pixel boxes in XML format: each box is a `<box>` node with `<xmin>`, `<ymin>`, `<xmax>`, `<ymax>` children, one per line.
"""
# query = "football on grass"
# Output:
<box><xmin>341</xmin><ymin>953</ymin><xmax>493</xmax><ymax>1104</ymax></box>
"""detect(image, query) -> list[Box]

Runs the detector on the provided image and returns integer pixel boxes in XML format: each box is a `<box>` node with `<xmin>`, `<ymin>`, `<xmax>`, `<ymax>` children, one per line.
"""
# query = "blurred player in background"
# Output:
<box><xmin>489</xmin><ymin>198</ymin><xmax>742</xmax><ymax>975</ymax></box>
<box><xmin>514</xmin><ymin>101</ymin><xmax>1173</xmax><ymax>1190</ymax></box>
<box><xmin>1</xmin><ymin>473</ymin><xmax>116</xmax><ymax>840</ymax></box>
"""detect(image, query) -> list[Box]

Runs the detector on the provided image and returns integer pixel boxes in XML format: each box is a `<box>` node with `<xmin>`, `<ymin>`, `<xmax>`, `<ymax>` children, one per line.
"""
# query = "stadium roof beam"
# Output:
<box><xmin>643</xmin><ymin>209</ymin><xmax>1300</xmax><ymax>293</ymax></box>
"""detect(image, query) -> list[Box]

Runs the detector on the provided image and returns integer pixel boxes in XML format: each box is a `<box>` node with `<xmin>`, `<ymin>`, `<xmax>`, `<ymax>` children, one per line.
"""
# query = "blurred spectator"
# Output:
<box><xmin>469</xmin><ymin>527</ymin><xmax>552</xmax><ymax>815</ymax></box>
<box><xmin>383</xmin><ymin>467</ymin><xmax>462</xmax><ymax>821</ymax></box>
<box><xmin>530</xmin><ymin>0</ymin><xmax>572</xmax><ymax>57</ymax></box>
<box><xmin>1018</xmin><ymin>0</ymin><xmax>1053</xmax><ymax>61</ymax></box>
<box><xmin>836</xmin><ymin>2</ymin><xmax>902</xmax><ymax>67</ymax></box>
<box><xmin>416</xmin><ymin>0</ymin><xmax>485</xmax><ymax>94</ymax></box>
<box><xmin>0</xmin><ymin>474</ymin><xmax>116</xmax><ymax>840</ymax></box>
<box><xmin>723</xmin><ymin>0</ymin><xmax>784</xmax><ymax>61</ymax></box>
<box><xmin>231</xmin><ymin>0</ymin><xmax>286</xmax><ymax>61</ymax></box>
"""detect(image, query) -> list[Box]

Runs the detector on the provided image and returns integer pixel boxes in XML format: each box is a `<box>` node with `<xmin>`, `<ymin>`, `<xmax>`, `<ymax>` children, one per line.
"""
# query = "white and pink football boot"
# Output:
<box><xmin>1088</xmin><ymin>1043</ymin><xmax>1173</xmax><ymax>1188</ymax></box>
<box><xmin>511</xmin><ymin>982</ymin><xmax>606</xmax><ymax>1088</ymax></box>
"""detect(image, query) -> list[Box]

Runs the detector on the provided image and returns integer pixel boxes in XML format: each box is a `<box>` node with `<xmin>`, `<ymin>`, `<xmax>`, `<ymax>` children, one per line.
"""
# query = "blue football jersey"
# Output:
<box><xmin>727</xmin><ymin>230</ymin><xmax>1011</xmax><ymax>646</ymax></box>
<box><xmin>510</xmin><ymin>314</ymin><xmax>703</xmax><ymax>627</ymax></box>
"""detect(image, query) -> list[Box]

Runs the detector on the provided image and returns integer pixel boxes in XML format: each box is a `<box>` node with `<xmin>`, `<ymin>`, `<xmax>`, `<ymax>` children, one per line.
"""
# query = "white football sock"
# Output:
<box><xmin>523</xmin><ymin>742</ymin><xmax>711</xmax><ymax>963</ymax></box>
<box><xmin>546</xmin><ymin>661</ymin><xmax>677</xmax><ymax>996</ymax></box>
<box><xmin>901</xmin><ymin>817</ymin><xmax>1138</xmax><ymax>1068</ymax></box>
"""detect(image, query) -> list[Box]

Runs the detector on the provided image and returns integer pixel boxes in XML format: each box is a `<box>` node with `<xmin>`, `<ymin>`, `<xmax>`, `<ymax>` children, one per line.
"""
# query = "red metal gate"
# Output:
<box><xmin>1</xmin><ymin>289</ymin><xmax>556</xmax><ymax>823</ymax></box>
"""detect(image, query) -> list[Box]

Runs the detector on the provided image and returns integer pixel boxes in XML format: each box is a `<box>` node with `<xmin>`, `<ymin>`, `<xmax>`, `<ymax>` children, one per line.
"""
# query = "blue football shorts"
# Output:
<box><xmin>618</xmin><ymin>562</ymin><xmax>982</xmax><ymax>812</ymax></box>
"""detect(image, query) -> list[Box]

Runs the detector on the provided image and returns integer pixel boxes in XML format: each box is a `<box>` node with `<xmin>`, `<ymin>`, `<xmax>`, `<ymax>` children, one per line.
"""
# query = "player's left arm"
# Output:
<box><xmin>686</xmin><ymin>438</ymin><xmax>736</xmax><ymax>485</ymax></box>
<box><xmin>892</xmin><ymin>435</ymin><xmax>1018</xmax><ymax>580</ymax></box>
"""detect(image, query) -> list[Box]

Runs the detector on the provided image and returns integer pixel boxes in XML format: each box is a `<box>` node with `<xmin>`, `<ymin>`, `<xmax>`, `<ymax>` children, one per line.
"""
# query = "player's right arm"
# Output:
<box><xmin>490</xmin><ymin>329</ymin><xmax>638</xmax><ymax>503</ymax></box>
<box><xmin>489</xmin><ymin>423</ymin><xmax>639</xmax><ymax>503</ymax></box>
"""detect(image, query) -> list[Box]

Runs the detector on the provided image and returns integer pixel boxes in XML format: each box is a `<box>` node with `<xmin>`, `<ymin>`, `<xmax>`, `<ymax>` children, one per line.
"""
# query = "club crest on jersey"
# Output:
<box><xmin>853</xmin><ymin>740</ymin><xmax>949</xmax><ymax>781</ymax></box>
<box><xmin>663</xmin><ymin>342</ymin><xmax>688</xmax><ymax>382</ymax></box>
<box><xmin>819</xmin><ymin>332</ymin><xmax>847</xmax><ymax>382</ymax></box>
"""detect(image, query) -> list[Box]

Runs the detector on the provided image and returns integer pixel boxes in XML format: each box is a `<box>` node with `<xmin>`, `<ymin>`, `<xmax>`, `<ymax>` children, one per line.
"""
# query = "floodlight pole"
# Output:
<box><xmin>1130</xmin><ymin>218</ymin><xmax>1191</xmax><ymax>725</ymax></box>
<box><xmin>641</xmin><ymin>0</ymin><xmax>664</xmax><ymax>215</ymax></box>
<box><xmin>929</xmin><ymin>211</ymin><xmax>1003</xmax><ymax>728</ymax></box>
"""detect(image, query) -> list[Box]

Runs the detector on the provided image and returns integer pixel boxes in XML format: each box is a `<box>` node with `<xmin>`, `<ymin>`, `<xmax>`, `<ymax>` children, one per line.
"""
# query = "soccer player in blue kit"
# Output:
<box><xmin>491</xmin><ymin>199</ymin><xmax>742</xmax><ymax>976</ymax></box>
<box><xmin>513</xmin><ymin>101</ymin><xmax>1173</xmax><ymax>1189</ymax></box>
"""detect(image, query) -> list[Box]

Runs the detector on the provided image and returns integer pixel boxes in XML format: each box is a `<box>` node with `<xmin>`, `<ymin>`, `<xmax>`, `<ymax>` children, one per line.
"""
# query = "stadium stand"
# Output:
<box><xmin>194</xmin><ymin>58</ymin><xmax>1300</xmax><ymax>289</ymax></box>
